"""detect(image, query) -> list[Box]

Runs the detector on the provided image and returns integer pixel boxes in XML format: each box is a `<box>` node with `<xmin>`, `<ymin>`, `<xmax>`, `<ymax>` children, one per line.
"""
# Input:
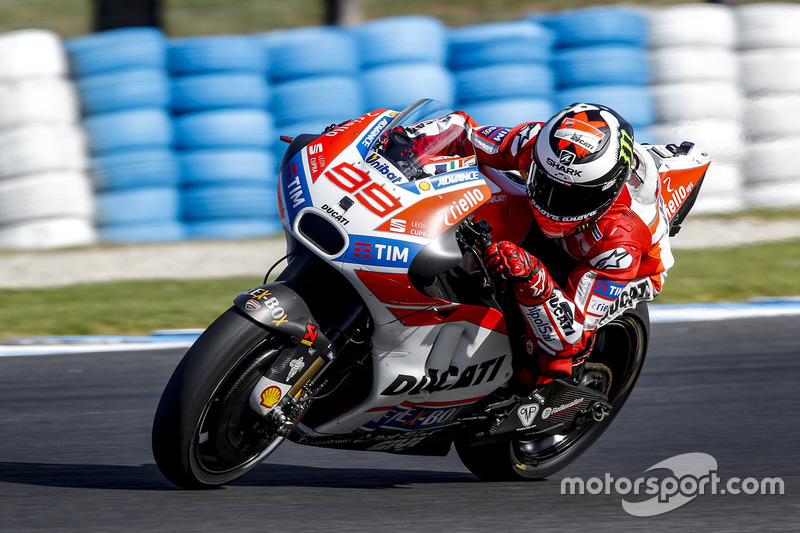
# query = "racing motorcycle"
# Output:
<box><xmin>152</xmin><ymin>99</ymin><xmax>709</xmax><ymax>489</ymax></box>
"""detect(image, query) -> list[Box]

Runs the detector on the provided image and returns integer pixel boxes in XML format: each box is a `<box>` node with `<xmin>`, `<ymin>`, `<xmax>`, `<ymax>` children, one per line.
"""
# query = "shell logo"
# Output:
<box><xmin>260</xmin><ymin>385</ymin><xmax>282</xmax><ymax>409</ymax></box>
<box><xmin>418</xmin><ymin>181</ymin><xmax>431</xmax><ymax>192</ymax></box>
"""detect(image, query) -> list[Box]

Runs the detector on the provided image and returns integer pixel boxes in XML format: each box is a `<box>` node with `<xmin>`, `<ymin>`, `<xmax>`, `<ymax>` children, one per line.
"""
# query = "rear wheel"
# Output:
<box><xmin>456</xmin><ymin>304</ymin><xmax>649</xmax><ymax>481</ymax></box>
<box><xmin>152</xmin><ymin>307</ymin><xmax>291</xmax><ymax>489</ymax></box>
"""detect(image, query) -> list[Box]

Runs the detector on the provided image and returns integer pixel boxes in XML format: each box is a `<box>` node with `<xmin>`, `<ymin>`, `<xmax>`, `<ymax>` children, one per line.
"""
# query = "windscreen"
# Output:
<box><xmin>372</xmin><ymin>99</ymin><xmax>477</xmax><ymax>181</ymax></box>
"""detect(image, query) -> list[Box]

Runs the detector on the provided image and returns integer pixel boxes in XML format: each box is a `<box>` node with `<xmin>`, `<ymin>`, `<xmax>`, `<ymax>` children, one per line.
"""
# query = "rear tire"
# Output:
<box><xmin>152</xmin><ymin>307</ymin><xmax>289</xmax><ymax>489</ymax></box>
<box><xmin>456</xmin><ymin>304</ymin><xmax>649</xmax><ymax>481</ymax></box>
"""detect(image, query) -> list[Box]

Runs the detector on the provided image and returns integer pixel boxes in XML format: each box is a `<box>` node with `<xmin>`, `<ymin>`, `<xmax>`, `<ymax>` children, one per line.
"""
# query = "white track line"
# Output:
<box><xmin>2</xmin><ymin>302</ymin><xmax>800</xmax><ymax>357</ymax></box>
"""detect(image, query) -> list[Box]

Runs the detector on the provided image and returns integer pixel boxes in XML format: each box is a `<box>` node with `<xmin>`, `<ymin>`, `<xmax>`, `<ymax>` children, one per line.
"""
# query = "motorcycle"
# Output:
<box><xmin>152</xmin><ymin>99</ymin><xmax>710</xmax><ymax>489</ymax></box>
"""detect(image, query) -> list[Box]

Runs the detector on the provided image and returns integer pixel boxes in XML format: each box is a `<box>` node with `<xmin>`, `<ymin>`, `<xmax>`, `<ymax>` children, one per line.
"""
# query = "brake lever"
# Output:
<box><xmin>456</xmin><ymin>217</ymin><xmax>497</xmax><ymax>291</ymax></box>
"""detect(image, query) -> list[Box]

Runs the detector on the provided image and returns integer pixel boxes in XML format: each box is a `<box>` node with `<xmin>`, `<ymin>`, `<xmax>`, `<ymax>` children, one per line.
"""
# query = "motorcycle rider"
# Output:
<box><xmin>388</xmin><ymin>103</ymin><xmax>673</xmax><ymax>385</ymax></box>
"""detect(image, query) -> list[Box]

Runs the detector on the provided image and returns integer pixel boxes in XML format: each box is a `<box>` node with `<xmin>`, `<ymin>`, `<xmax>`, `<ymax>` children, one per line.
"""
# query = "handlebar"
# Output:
<box><xmin>456</xmin><ymin>216</ymin><xmax>496</xmax><ymax>292</ymax></box>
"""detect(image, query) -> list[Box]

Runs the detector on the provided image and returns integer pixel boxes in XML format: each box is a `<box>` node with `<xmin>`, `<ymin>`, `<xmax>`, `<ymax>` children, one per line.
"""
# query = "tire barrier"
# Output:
<box><xmin>7</xmin><ymin>5</ymin><xmax>800</xmax><ymax>249</ymax></box>
<box><xmin>357</xmin><ymin>16</ymin><xmax>452</xmax><ymax>112</ymax></box>
<box><xmin>171</xmin><ymin>73</ymin><xmax>269</xmax><ymax>113</ymax></box>
<box><xmin>66</xmin><ymin>27</ymin><xmax>182</xmax><ymax>244</ymax></box>
<box><xmin>264</xmin><ymin>27</ymin><xmax>358</xmax><ymax>83</ymax></box>
<box><xmin>544</xmin><ymin>6</ymin><xmax>654</xmax><ymax>141</ymax></box>
<box><xmin>65</xmin><ymin>27</ymin><xmax>167</xmax><ymax>77</ymax></box>
<box><xmin>76</xmin><ymin>68</ymin><xmax>171</xmax><ymax>115</ymax></box>
<box><xmin>0</xmin><ymin>30</ymin><xmax>94</xmax><ymax>249</ymax></box>
<box><xmin>645</xmin><ymin>3</ymin><xmax>743</xmax><ymax>213</ymax></box>
<box><xmin>447</xmin><ymin>20</ymin><xmax>554</xmax><ymax>71</ymax></box>
<box><xmin>168</xmin><ymin>35</ymin><xmax>267</xmax><ymax>75</ymax></box>
<box><xmin>361</xmin><ymin>63</ymin><xmax>454</xmax><ymax>111</ymax></box>
<box><xmin>354</xmin><ymin>16</ymin><xmax>447</xmax><ymax>68</ymax></box>
<box><xmin>737</xmin><ymin>3</ymin><xmax>800</xmax><ymax>208</ymax></box>
<box><xmin>449</xmin><ymin>20</ymin><xmax>553</xmax><ymax>127</ymax></box>
<box><xmin>169</xmin><ymin>35</ymin><xmax>277</xmax><ymax>240</ymax></box>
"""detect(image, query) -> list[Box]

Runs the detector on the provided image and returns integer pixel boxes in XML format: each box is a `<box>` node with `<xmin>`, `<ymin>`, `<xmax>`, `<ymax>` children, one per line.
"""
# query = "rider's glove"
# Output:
<box><xmin>483</xmin><ymin>241</ymin><xmax>553</xmax><ymax>305</ymax></box>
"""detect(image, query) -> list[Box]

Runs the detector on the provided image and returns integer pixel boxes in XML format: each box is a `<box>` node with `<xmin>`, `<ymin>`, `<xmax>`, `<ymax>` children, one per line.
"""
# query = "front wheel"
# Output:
<box><xmin>152</xmin><ymin>307</ymin><xmax>292</xmax><ymax>489</ymax></box>
<box><xmin>456</xmin><ymin>304</ymin><xmax>649</xmax><ymax>481</ymax></box>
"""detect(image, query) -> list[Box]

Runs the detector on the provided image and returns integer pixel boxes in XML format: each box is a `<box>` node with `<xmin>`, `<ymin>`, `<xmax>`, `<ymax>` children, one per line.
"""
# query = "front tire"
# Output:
<box><xmin>456</xmin><ymin>304</ymin><xmax>649</xmax><ymax>481</ymax></box>
<box><xmin>152</xmin><ymin>307</ymin><xmax>290</xmax><ymax>489</ymax></box>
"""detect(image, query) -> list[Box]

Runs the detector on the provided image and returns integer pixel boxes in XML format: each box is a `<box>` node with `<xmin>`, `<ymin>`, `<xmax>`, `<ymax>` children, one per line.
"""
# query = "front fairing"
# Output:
<box><xmin>276</xmin><ymin>100</ymin><xmax>492</xmax><ymax>274</ymax></box>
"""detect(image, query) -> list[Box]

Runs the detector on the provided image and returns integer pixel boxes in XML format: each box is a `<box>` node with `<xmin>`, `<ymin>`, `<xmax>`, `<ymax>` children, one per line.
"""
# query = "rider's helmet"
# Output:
<box><xmin>528</xmin><ymin>102</ymin><xmax>635</xmax><ymax>238</ymax></box>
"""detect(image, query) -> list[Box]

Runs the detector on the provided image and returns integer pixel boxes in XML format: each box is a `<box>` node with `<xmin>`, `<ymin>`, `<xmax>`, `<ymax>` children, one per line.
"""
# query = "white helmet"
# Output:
<box><xmin>528</xmin><ymin>103</ymin><xmax>634</xmax><ymax>238</ymax></box>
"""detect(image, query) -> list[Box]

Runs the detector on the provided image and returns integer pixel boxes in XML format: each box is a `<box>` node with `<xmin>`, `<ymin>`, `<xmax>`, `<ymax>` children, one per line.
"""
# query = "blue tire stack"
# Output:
<box><xmin>543</xmin><ymin>7</ymin><xmax>656</xmax><ymax>144</ymax></box>
<box><xmin>447</xmin><ymin>20</ymin><xmax>556</xmax><ymax>126</ymax></box>
<box><xmin>264</xmin><ymin>27</ymin><xmax>362</xmax><ymax>159</ymax></box>
<box><xmin>66</xmin><ymin>27</ymin><xmax>184</xmax><ymax>243</ymax></box>
<box><xmin>169</xmin><ymin>35</ymin><xmax>280</xmax><ymax>239</ymax></box>
<box><xmin>263</xmin><ymin>26</ymin><xmax>362</xmax><ymax>174</ymax></box>
<box><xmin>354</xmin><ymin>16</ymin><xmax>455</xmax><ymax>112</ymax></box>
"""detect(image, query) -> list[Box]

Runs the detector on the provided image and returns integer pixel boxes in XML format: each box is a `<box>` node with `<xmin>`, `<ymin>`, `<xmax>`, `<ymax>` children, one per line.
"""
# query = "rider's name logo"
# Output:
<box><xmin>380</xmin><ymin>355</ymin><xmax>506</xmax><ymax>396</ymax></box>
<box><xmin>517</xmin><ymin>404</ymin><xmax>540</xmax><ymax>427</ymax></box>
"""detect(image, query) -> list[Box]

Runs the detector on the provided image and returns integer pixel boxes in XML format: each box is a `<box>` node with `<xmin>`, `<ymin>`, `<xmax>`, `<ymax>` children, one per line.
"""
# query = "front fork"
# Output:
<box><xmin>247</xmin><ymin>302</ymin><xmax>371</xmax><ymax>433</ymax></box>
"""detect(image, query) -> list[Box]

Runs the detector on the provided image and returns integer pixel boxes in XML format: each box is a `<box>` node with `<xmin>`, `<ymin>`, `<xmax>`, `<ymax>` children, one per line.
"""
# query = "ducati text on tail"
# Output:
<box><xmin>152</xmin><ymin>99</ymin><xmax>709</xmax><ymax>489</ymax></box>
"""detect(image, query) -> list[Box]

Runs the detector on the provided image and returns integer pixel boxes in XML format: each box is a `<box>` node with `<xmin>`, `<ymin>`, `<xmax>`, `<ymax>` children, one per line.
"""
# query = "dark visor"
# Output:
<box><xmin>528</xmin><ymin>163</ymin><xmax>628</xmax><ymax>222</ymax></box>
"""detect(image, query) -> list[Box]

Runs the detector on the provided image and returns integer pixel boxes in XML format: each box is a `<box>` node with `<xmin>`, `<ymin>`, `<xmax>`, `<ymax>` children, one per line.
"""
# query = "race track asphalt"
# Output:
<box><xmin>0</xmin><ymin>316</ymin><xmax>797</xmax><ymax>532</ymax></box>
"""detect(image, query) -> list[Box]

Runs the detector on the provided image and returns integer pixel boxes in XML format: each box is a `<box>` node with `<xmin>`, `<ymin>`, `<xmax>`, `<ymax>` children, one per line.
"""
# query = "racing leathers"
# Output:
<box><xmin>400</xmin><ymin>112</ymin><xmax>674</xmax><ymax>380</ymax></box>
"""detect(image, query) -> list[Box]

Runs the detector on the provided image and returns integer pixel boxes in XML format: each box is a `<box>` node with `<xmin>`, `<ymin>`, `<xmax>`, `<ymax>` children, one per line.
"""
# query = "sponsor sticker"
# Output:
<box><xmin>554</xmin><ymin>117</ymin><xmax>606</xmax><ymax>156</ymax></box>
<box><xmin>594</xmin><ymin>278</ymin><xmax>626</xmax><ymax>299</ymax></box>
<box><xmin>590</xmin><ymin>248</ymin><xmax>633</xmax><ymax>270</ymax></box>
<box><xmin>517</xmin><ymin>403</ymin><xmax>540</xmax><ymax>427</ymax></box>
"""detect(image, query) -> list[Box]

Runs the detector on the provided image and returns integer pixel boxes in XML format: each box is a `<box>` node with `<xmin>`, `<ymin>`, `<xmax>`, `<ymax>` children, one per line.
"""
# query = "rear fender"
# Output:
<box><xmin>234</xmin><ymin>283</ymin><xmax>331</xmax><ymax>350</ymax></box>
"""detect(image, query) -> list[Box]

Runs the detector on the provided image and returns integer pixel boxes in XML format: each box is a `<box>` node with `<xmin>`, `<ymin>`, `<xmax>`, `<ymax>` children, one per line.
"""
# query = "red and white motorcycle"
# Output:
<box><xmin>152</xmin><ymin>99</ymin><xmax>709</xmax><ymax>489</ymax></box>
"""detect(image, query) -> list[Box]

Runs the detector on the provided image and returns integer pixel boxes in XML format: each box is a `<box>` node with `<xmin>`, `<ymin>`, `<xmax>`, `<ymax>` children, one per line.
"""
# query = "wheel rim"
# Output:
<box><xmin>509</xmin><ymin>313</ymin><xmax>647</xmax><ymax>477</ymax></box>
<box><xmin>190</xmin><ymin>339</ymin><xmax>286</xmax><ymax>481</ymax></box>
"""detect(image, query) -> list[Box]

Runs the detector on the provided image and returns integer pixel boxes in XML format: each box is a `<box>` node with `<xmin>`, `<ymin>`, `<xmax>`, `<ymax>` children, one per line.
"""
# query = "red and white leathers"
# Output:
<box><xmin>403</xmin><ymin>112</ymin><xmax>673</xmax><ymax>379</ymax></box>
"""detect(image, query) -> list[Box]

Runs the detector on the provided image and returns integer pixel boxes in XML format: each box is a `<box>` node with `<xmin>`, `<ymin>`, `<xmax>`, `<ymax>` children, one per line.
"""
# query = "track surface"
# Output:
<box><xmin>1</xmin><ymin>317</ymin><xmax>797</xmax><ymax>532</ymax></box>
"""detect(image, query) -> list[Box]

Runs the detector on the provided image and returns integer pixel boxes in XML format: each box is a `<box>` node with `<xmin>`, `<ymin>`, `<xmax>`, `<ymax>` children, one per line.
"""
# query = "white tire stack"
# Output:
<box><xmin>646</xmin><ymin>3</ymin><xmax>744</xmax><ymax>214</ymax></box>
<box><xmin>0</xmin><ymin>30</ymin><xmax>95</xmax><ymax>249</ymax></box>
<box><xmin>737</xmin><ymin>3</ymin><xmax>800</xmax><ymax>208</ymax></box>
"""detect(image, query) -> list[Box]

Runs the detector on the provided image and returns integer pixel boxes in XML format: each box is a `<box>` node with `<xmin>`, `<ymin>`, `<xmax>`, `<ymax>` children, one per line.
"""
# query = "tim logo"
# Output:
<box><xmin>560</xmin><ymin>150</ymin><xmax>576</xmax><ymax>165</ymax></box>
<box><xmin>346</xmin><ymin>238</ymin><xmax>416</xmax><ymax>266</ymax></box>
<box><xmin>352</xmin><ymin>242</ymin><xmax>372</xmax><ymax>258</ymax></box>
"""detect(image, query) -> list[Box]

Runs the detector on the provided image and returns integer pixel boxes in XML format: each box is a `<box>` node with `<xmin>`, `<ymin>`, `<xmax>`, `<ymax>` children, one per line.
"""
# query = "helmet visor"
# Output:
<box><xmin>528</xmin><ymin>163</ymin><xmax>628</xmax><ymax>222</ymax></box>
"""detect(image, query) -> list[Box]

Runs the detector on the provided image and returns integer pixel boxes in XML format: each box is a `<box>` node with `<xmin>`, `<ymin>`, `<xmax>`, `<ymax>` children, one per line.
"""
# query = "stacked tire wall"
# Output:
<box><xmin>169</xmin><ymin>35</ymin><xmax>279</xmax><ymax>240</ymax></box>
<box><xmin>737</xmin><ymin>3</ymin><xmax>800</xmax><ymax>209</ymax></box>
<box><xmin>3</xmin><ymin>4</ymin><xmax>800</xmax><ymax>249</ymax></box>
<box><xmin>67</xmin><ymin>27</ymin><xmax>182</xmax><ymax>243</ymax></box>
<box><xmin>0</xmin><ymin>30</ymin><xmax>95</xmax><ymax>249</ymax></box>
<box><xmin>646</xmin><ymin>4</ymin><xmax>743</xmax><ymax>214</ymax></box>
<box><xmin>448</xmin><ymin>20</ymin><xmax>555</xmax><ymax>126</ymax></box>
<box><xmin>544</xmin><ymin>8</ymin><xmax>656</xmax><ymax>144</ymax></box>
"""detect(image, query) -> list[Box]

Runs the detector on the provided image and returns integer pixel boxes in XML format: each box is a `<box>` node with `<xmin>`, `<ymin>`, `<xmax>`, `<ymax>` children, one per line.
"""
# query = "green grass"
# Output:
<box><xmin>0</xmin><ymin>0</ymin><xmax>706</xmax><ymax>38</ymax></box>
<box><xmin>0</xmin><ymin>276</ymin><xmax>261</xmax><ymax>339</ymax></box>
<box><xmin>657</xmin><ymin>239</ymin><xmax>800</xmax><ymax>303</ymax></box>
<box><xmin>1</xmin><ymin>238</ymin><xmax>799</xmax><ymax>339</ymax></box>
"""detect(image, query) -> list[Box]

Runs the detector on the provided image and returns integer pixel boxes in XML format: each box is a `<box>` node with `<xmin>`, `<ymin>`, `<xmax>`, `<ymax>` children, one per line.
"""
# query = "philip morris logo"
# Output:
<box><xmin>561</xmin><ymin>453</ymin><xmax>785</xmax><ymax>517</ymax></box>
